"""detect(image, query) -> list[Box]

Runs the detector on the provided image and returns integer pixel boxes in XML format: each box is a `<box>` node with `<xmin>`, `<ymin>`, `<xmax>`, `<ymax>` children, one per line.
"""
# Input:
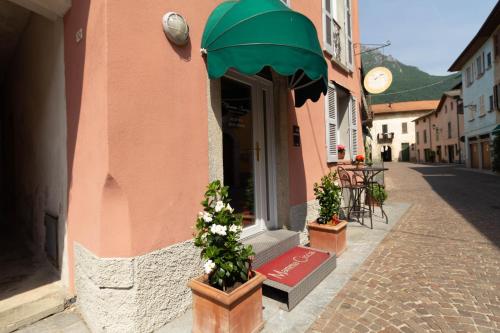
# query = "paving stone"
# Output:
<box><xmin>307</xmin><ymin>163</ymin><xmax>500</xmax><ymax>333</ymax></box>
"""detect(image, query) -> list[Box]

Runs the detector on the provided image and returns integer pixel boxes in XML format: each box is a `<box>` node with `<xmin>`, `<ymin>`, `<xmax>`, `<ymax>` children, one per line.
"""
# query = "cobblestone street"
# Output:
<box><xmin>309</xmin><ymin>162</ymin><xmax>500</xmax><ymax>333</ymax></box>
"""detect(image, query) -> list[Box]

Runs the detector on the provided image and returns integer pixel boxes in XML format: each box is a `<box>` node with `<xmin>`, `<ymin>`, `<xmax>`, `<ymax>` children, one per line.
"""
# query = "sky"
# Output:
<box><xmin>359</xmin><ymin>0</ymin><xmax>498</xmax><ymax>76</ymax></box>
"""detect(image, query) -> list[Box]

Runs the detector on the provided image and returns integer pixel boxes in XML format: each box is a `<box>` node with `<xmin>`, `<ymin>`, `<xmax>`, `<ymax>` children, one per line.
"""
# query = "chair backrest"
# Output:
<box><xmin>337</xmin><ymin>167</ymin><xmax>353</xmax><ymax>188</ymax></box>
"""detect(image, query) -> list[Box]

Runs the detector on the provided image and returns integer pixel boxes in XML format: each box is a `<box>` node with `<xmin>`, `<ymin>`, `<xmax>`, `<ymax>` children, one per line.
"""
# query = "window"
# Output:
<box><xmin>487</xmin><ymin>52</ymin><xmax>492</xmax><ymax>69</ymax></box>
<box><xmin>465</xmin><ymin>66</ymin><xmax>473</xmax><ymax>86</ymax></box>
<box><xmin>324</xmin><ymin>83</ymin><xmax>358</xmax><ymax>162</ymax></box>
<box><xmin>489</xmin><ymin>95</ymin><xmax>494</xmax><ymax>112</ymax></box>
<box><xmin>402</xmin><ymin>122</ymin><xmax>408</xmax><ymax>134</ymax></box>
<box><xmin>451</xmin><ymin>101</ymin><xmax>454</xmax><ymax>111</ymax></box>
<box><xmin>448</xmin><ymin>122</ymin><xmax>452</xmax><ymax>139</ymax></box>
<box><xmin>423</xmin><ymin>130</ymin><xmax>427</xmax><ymax>144</ymax></box>
<box><xmin>479</xmin><ymin>95</ymin><xmax>485</xmax><ymax>116</ymax></box>
<box><xmin>494</xmin><ymin>84</ymin><xmax>500</xmax><ymax>111</ymax></box>
<box><xmin>416</xmin><ymin>131</ymin><xmax>420</xmax><ymax>144</ymax></box>
<box><xmin>322</xmin><ymin>0</ymin><xmax>353</xmax><ymax>69</ymax></box>
<box><xmin>325</xmin><ymin>83</ymin><xmax>338</xmax><ymax>162</ymax></box>
<box><xmin>345</xmin><ymin>0</ymin><xmax>353</xmax><ymax>69</ymax></box>
<box><xmin>476</xmin><ymin>53</ymin><xmax>484</xmax><ymax>79</ymax></box>
<box><xmin>382</xmin><ymin>124</ymin><xmax>388</xmax><ymax>134</ymax></box>
<box><xmin>436</xmin><ymin>128</ymin><xmax>439</xmax><ymax>142</ymax></box>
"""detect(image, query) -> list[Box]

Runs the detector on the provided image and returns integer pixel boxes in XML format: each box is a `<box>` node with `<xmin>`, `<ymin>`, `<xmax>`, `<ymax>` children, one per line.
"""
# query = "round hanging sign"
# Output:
<box><xmin>364</xmin><ymin>67</ymin><xmax>393</xmax><ymax>94</ymax></box>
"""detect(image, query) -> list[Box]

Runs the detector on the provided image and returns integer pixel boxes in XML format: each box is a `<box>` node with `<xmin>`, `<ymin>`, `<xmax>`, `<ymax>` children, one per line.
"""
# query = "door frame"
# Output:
<box><xmin>223</xmin><ymin>71</ymin><xmax>278</xmax><ymax>239</ymax></box>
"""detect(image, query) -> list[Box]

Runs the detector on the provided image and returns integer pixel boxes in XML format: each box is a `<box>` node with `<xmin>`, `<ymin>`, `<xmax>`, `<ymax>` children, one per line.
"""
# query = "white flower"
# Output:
<box><xmin>229</xmin><ymin>224</ymin><xmax>242</xmax><ymax>233</ymax></box>
<box><xmin>199</xmin><ymin>211</ymin><xmax>213</xmax><ymax>223</ymax></box>
<box><xmin>204</xmin><ymin>260</ymin><xmax>216</xmax><ymax>274</ymax></box>
<box><xmin>214</xmin><ymin>201</ymin><xmax>225</xmax><ymax>212</ymax></box>
<box><xmin>210</xmin><ymin>224</ymin><xmax>227</xmax><ymax>236</ymax></box>
<box><xmin>201</xmin><ymin>233</ymin><xmax>207</xmax><ymax>242</ymax></box>
<box><xmin>226</xmin><ymin>203</ymin><xmax>234</xmax><ymax>213</ymax></box>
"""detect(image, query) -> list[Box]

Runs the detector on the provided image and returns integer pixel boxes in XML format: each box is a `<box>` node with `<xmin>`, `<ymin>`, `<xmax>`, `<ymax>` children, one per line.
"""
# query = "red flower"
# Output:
<box><xmin>355</xmin><ymin>154</ymin><xmax>364</xmax><ymax>162</ymax></box>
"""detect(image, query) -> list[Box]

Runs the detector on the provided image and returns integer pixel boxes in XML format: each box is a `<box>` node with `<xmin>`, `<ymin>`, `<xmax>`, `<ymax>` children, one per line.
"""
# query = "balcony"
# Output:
<box><xmin>377</xmin><ymin>132</ymin><xmax>394</xmax><ymax>143</ymax></box>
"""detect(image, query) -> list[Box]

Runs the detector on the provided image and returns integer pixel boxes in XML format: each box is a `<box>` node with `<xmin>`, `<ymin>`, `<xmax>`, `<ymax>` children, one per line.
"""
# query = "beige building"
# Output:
<box><xmin>414</xmin><ymin>89</ymin><xmax>465</xmax><ymax>163</ymax></box>
<box><xmin>371</xmin><ymin>100</ymin><xmax>439</xmax><ymax>162</ymax></box>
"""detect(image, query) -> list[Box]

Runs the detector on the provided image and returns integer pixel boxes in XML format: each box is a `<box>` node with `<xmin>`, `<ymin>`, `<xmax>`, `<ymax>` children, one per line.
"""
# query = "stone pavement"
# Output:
<box><xmin>15</xmin><ymin>306</ymin><xmax>89</xmax><ymax>333</ymax></box>
<box><xmin>309</xmin><ymin>163</ymin><xmax>500</xmax><ymax>333</ymax></box>
<box><xmin>158</xmin><ymin>202</ymin><xmax>410</xmax><ymax>333</ymax></box>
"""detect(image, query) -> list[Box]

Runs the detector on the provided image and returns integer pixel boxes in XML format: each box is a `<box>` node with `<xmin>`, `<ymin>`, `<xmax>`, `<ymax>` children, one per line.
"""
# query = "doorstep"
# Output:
<box><xmin>242</xmin><ymin>229</ymin><xmax>300</xmax><ymax>268</ymax></box>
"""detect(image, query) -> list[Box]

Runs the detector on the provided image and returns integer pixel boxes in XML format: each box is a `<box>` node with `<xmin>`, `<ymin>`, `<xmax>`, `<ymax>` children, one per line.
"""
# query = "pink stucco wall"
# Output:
<box><xmin>288</xmin><ymin>0</ymin><xmax>363</xmax><ymax>206</ymax></box>
<box><xmin>64</xmin><ymin>0</ymin><xmax>365</xmax><ymax>288</ymax></box>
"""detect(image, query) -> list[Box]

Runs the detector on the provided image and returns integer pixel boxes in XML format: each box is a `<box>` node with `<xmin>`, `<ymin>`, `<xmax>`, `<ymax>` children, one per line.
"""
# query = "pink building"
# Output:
<box><xmin>414</xmin><ymin>87</ymin><xmax>465</xmax><ymax>163</ymax></box>
<box><xmin>0</xmin><ymin>0</ymin><xmax>365</xmax><ymax>331</ymax></box>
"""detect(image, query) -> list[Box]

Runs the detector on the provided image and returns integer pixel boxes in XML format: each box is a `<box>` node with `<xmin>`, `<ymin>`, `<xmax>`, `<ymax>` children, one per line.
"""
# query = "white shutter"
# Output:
<box><xmin>349</xmin><ymin>95</ymin><xmax>358</xmax><ymax>157</ymax></box>
<box><xmin>325</xmin><ymin>83</ymin><xmax>338</xmax><ymax>163</ymax></box>
<box><xmin>322</xmin><ymin>0</ymin><xmax>334</xmax><ymax>54</ymax></box>
<box><xmin>345</xmin><ymin>0</ymin><xmax>354</xmax><ymax>70</ymax></box>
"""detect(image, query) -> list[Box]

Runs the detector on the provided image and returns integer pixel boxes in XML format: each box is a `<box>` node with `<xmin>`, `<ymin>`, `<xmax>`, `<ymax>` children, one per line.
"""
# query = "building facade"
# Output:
<box><xmin>0</xmin><ymin>0</ymin><xmax>364</xmax><ymax>332</ymax></box>
<box><xmin>371</xmin><ymin>101</ymin><xmax>439</xmax><ymax>163</ymax></box>
<box><xmin>414</xmin><ymin>89</ymin><xmax>465</xmax><ymax>163</ymax></box>
<box><xmin>449</xmin><ymin>2</ymin><xmax>500</xmax><ymax>170</ymax></box>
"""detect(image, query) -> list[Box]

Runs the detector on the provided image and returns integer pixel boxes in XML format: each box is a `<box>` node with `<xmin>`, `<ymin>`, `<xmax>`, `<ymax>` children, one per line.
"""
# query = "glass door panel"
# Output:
<box><xmin>221</xmin><ymin>77</ymin><xmax>256</xmax><ymax>227</ymax></box>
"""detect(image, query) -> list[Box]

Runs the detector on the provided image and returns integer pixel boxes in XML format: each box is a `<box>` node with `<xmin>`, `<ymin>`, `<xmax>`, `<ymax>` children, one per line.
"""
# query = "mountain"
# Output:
<box><xmin>362</xmin><ymin>49</ymin><xmax>462</xmax><ymax>105</ymax></box>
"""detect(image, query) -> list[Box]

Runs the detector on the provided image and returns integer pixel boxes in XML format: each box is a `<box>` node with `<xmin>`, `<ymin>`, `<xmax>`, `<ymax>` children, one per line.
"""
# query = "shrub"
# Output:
<box><xmin>367</xmin><ymin>183</ymin><xmax>388</xmax><ymax>203</ymax></box>
<box><xmin>313</xmin><ymin>171</ymin><xmax>342</xmax><ymax>225</ymax></box>
<box><xmin>194</xmin><ymin>180</ymin><xmax>254</xmax><ymax>292</ymax></box>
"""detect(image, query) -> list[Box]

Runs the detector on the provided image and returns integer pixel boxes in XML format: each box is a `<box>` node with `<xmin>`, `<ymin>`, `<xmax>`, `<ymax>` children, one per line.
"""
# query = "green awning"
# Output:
<box><xmin>492</xmin><ymin>125</ymin><xmax>500</xmax><ymax>135</ymax></box>
<box><xmin>201</xmin><ymin>0</ymin><xmax>328</xmax><ymax>107</ymax></box>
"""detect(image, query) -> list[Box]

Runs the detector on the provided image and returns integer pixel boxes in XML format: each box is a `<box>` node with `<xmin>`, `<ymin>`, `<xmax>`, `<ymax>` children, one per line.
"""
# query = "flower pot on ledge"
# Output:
<box><xmin>307</xmin><ymin>220</ymin><xmax>347</xmax><ymax>256</ymax></box>
<box><xmin>188</xmin><ymin>272</ymin><xmax>266</xmax><ymax>333</ymax></box>
<box><xmin>338</xmin><ymin>151</ymin><xmax>345</xmax><ymax>160</ymax></box>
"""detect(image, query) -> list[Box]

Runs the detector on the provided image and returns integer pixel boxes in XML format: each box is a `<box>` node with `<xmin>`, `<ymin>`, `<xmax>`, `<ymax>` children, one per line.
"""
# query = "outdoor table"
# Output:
<box><xmin>342</xmin><ymin>166</ymin><xmax>389</xmax><ymax>225</ymax></box>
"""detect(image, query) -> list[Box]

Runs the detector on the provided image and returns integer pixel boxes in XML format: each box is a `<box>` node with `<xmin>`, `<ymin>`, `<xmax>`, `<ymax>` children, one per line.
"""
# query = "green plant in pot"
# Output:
<box><xmin>189</xmin><ymin>180</ymin><xmax>266</xmax><ymax>333</ymax></box>
<box><xmin>308</xmin><ymin>171</ymin><xmax>348</xmax><ymax>255</ymax></box>
<box><xmin>313</xmin><ymin>171</ymin><xmax>342</xmax><ymax>225</ymax></box>
<box><xmin>193</xmin><ymin>180</ymin><xmax>255</xmax><ymax>291</ymax></box>
<box><xmin>367</xmin><ymin>183</ymin><xmax>387</xmax><ymax>204</ymax></box>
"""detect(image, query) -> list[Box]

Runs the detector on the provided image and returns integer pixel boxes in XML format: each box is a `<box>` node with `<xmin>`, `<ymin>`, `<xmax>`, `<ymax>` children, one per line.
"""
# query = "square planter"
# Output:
<box><xmin>307</xmin><ymin>220</ymin><xmax>347</xmax><ymax>256</ymax></box>
<box><xmin>188</xmin><ymin>272</ymin><xmax>266</xmax><ymax>333</ymax></box>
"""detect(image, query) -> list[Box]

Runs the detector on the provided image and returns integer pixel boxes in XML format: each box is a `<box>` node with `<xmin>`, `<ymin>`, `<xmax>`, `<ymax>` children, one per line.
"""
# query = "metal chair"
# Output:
<box><xmin>338</xmin><ymin>167</ymin><xmax>372</xmax><ymax>228</ymax></box>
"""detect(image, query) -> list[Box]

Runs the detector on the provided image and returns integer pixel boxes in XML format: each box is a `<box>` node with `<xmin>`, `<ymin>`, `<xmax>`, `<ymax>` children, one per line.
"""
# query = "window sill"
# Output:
<box><xmin>330</xmin><ymin>56</ymin><xmax>352</xmax><ymax>74</ymax></box>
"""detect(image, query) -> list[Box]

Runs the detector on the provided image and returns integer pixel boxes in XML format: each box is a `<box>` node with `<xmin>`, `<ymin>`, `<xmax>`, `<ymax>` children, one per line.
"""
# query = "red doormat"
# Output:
<box><xmin>256</xmin><ymin>247</ymin><xmax>330</xmax><ymax>287</ymax></box>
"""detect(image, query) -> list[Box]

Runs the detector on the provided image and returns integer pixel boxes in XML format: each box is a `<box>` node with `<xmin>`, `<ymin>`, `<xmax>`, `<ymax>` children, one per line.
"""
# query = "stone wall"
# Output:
<box><xmin>75</xmin><ymin>241</ymin><xmax>202</xmax><ymax>333</ymax></box>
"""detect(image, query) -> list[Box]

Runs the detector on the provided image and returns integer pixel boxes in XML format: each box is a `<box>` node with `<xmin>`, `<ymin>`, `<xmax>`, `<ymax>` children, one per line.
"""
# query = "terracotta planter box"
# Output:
<box><xmin>307</xmin><ymin>220</ymin><xmax>347</xmax><ymax>256</ymax></box>
<box><xmin>188</xmin><ymin>272</ymin><xmax>266</xmax><ymax>333</ymax></box>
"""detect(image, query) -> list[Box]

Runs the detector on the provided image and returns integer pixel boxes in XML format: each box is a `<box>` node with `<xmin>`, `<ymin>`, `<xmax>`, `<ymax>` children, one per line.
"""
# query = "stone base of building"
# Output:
<box><xmin>74</xmin><ymin>241</ymin><xmax>202</xmax><ymax>333</ymax></box>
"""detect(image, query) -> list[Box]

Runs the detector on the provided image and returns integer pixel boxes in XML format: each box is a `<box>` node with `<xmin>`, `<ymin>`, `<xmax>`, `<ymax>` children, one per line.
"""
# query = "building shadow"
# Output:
<box><xmin>410</xmin><ymin>165</ymin><xmax>500</xmax><ymax>248</ymax></box>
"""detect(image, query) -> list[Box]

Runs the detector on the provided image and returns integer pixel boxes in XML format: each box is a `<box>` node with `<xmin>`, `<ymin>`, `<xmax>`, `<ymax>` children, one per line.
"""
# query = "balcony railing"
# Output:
<box><xmin>377</xmin><ymin>132</ymin><xmax>394</xmax><ymax>142</ymax></box>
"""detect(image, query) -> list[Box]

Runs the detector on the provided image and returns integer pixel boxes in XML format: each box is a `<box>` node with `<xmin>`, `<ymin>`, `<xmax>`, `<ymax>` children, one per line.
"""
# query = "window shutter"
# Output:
<box><xmin>349</xmin><ymin>95</ymin><xmax>358</xmax><ymax>157</ymax></box>
<box><xmin>325</xmin><ymin>83</ymin><xmax>338</xmax><ymax>163</ymax></box>
<box><xmin>322</xmin><ymin>0</ymin><xmax>334</xmax><ymax>54</ymax></box>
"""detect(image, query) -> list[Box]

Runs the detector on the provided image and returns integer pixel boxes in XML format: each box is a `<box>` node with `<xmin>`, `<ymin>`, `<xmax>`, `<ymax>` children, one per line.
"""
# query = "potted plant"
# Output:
<box><xmin>307</xmin><ymin>171</ymin><xmax>348</xmax><ymax>256</ymax></box>
<box><xmin>366</xmin><ymin>183</ymin><xmax>388</xmax><ymax>207</ymax></box>
<box><xmin>353</xmin><ymin>154</ymin><xmax>365</xmax><ymax>167</ymax></box>
<box><xmin>189</xmin><ymin>180</ymin><xmax>266</xmax><ymax>333</ymax></box>
<box><xmin>337</xmin><ymin>145</ymin><xmax>346</xmax><ymax>160</ymax></box>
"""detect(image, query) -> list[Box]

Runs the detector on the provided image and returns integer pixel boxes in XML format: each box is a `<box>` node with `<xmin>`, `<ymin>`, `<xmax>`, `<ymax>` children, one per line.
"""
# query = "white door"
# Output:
<box><xmin>221</xmin><ymin>72</ymin><xmax>277</xmax><ymax>238</ymax></box>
